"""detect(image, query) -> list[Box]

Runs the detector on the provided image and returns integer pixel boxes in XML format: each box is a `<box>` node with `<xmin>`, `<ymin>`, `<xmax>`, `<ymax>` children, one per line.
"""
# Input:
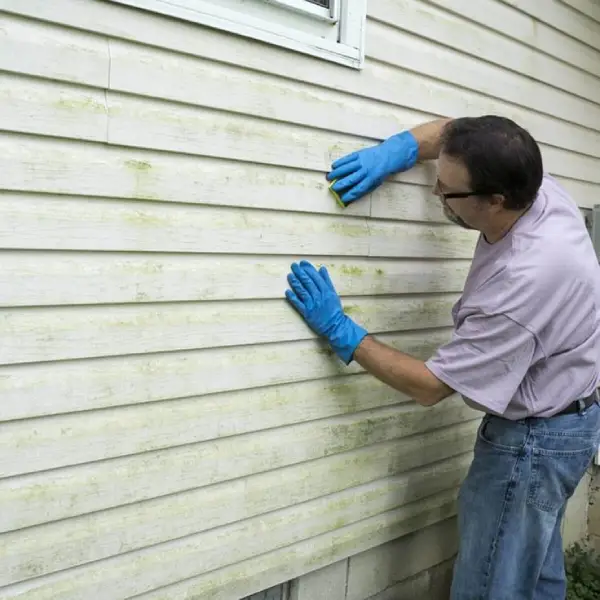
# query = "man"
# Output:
<box><xmin>284</xmin><ymin>115</ymin><xmax>600</xmax><ymax>599</ymax></box>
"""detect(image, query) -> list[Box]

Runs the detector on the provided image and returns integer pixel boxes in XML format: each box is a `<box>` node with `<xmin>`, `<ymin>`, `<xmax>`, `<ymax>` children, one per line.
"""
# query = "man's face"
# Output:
<box><xmin>434</xmin><ymin>153</ymin><xmax>496</xmax><ymax>231</ymax></box>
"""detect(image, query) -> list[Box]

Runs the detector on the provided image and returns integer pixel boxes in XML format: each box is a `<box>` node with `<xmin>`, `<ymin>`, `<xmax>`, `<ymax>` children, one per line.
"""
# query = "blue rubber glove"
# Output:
<box><xmin>285</xmin><ymin>260</ymin><xmax>368</xmax><ymax>364</ymax></box>
<box><xmin>326</xmin><ymin>130</ymin><xmax>419</xmax><ymax>205</ymax></box>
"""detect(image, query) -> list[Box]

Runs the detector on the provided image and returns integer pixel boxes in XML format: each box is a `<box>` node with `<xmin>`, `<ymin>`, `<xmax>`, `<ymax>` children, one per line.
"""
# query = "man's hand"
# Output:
<box><xmin>284</xmin><ymin>261</ymin><xmax>453</xmax><ymax>406</ymax></box>
<box><xmin>285</xmin><ymin>260</ymin><xmax>368</xmax><ymax>364</ymax></box>
<box><xmin>326</xmin><ymin>130</ymin><xmax>419</xmax><ymax>206</ymax></box>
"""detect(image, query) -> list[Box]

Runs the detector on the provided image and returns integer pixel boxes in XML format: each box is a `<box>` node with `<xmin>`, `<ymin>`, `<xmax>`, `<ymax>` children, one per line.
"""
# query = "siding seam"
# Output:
<box><xmin>105</xmin><ymin>37</ymin><xmax>112</xmax><ymax>142</ymax></box>
<box><xmin>344</xmin><ymin>557</ymin><xmax>351</xmax><ymax>600</ymax></box>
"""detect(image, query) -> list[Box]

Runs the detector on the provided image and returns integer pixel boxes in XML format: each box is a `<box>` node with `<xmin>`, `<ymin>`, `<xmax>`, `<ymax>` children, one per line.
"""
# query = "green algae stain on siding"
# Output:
<box><xmin>338</xmin><ymin>265</ymin><xmax>365</xmax><ymax>276</ymax></box>
<box><xmin>55</xmin><ymin>96</ymin><xmax>106</xmax><ymax>114</ymax></box>
<box><xmin>328</xmin><ymin>221</ymin><xmax>367</xmax><ymax>238</ymax></box>
<box><xmin>125</xmin><ymin>159</ymin><xmax>152</xmax><ymax>172</ymax></box>
<box><xmin>124</xmin><ymin>159</ymin><xmax>161</xmax><ymax>201</ymax></box>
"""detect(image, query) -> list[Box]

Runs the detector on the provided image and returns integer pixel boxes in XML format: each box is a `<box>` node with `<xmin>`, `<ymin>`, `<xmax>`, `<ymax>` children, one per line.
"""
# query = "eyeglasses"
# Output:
<box><xmin>433</xmin><ymin>179</ymin><xmax>497</xmax><ymax>201</ymax></box>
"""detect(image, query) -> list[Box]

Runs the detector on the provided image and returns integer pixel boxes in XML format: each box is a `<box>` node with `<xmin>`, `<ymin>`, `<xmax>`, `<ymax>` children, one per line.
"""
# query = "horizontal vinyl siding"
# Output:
<box><xmin>0</xmin><ymin>0</ymin><xmax>598</xmax><ymax>598</ymax></box>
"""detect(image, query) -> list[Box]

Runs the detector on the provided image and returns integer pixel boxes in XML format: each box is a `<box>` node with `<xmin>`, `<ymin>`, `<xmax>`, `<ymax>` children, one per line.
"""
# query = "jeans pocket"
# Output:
<box><xmin>477</xmin><ymin>415</ymin><xmax>526</xmax><ymax>454</ymax></box>
<box><xmin>527</xmin><ymin>444</ymin><xmax>596</xmax><ymax>512</ymax></box>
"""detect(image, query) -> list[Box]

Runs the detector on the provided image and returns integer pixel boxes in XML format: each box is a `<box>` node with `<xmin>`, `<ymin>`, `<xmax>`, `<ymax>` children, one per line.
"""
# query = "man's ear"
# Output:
<box><xmin>489</xmin><ymin>193</ymin><xmax>506</xmax><ymax>210</ymax></box>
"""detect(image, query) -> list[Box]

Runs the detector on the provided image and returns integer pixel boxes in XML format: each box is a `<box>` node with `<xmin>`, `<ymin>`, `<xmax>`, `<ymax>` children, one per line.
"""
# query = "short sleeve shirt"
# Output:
<box><xmin>425</xmin><ymin>174</ymin><xmax>600</xmax><ymax>419</ymax></box>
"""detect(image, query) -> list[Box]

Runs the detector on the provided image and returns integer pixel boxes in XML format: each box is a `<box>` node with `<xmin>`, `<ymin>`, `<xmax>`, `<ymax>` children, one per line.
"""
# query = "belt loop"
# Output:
<box><xmin>578</xmin><ymin>398</ymin><xmax>586</xmax><ymax>413</ymax></box>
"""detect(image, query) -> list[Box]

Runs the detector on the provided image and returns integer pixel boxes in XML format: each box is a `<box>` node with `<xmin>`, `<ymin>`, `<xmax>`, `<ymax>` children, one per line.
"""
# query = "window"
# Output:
<box><xmin>242</xmin><ymin>583</ymin><xmax>290</xmax><ymax>600</ymax></box>
<box><xmin>109</xmin><ymin>0</ymin><xmax>367</xmax><ymax>68</ymax></box>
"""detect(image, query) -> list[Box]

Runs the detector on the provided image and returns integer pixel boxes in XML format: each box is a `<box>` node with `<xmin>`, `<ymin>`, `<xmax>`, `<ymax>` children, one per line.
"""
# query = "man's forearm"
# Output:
<box><xmin>409</xmin><ymin>118</ymin><xmax>453</xmax><ymax>161</ymax></box>
<box><xmin>353</xmin><ymin>335</ymin><xmax>454</xmax><ymax>407</ymax></box>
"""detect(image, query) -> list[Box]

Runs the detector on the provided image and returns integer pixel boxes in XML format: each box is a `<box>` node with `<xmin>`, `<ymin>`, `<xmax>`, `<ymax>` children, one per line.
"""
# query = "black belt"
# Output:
<box><xmin>556</xmin><ymin>389</ymin><xmax>600</xmax><ymax>416</ymax></box>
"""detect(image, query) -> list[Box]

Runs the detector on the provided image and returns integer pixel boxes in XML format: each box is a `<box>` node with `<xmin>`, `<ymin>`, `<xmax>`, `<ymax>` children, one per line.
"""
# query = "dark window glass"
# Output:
<box><xmin>242</xmin><ymin>584</ymin><xmax>289</xmax><ymax>600</ymax></box>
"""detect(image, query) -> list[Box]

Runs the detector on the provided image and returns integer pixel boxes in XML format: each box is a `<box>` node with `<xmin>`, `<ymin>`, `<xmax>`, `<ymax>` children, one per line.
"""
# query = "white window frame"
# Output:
<box><xmin>108</xmin><ymin>0</ymin><xmax>367</xmax><ymax>69</ymax></box>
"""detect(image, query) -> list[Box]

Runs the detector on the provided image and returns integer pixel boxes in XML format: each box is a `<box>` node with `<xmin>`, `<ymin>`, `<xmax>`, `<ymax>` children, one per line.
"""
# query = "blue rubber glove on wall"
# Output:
<box><xmin>326</xmin><ymin>130</ymin><xmax>419</xmax><ymax>206</ymax></box>
<box><xmin>285</xmin><ymin>260</ymin><xmax>368</xmax><ymax>364</ymax></box>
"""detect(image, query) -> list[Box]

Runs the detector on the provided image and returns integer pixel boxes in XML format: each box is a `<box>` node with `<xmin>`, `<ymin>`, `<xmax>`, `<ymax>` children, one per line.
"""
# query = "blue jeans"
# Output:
<box><xmin>451</xmin><ymin>401</ymin><xmax>600</xmax><ymax>600</ymax></box>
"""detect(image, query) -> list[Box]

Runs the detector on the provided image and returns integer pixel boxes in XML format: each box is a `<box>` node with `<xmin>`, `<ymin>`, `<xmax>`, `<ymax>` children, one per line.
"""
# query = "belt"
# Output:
<box><xmin>556</xmin><ymin>389</ymin><xmax>600</xmax><ymax>416</ymax></box>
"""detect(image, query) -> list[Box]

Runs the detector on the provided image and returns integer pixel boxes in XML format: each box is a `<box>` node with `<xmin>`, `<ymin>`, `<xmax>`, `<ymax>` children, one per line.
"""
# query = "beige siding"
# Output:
<box><xmin>0</xmin><ymin>0</ymin><xmax>598</xmax><ymax>598</ymax></box>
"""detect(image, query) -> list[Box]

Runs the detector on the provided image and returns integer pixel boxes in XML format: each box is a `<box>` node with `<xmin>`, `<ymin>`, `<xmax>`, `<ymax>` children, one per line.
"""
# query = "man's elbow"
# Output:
<box><xmin>413</xmin><ymin>392</ymin><xmax>444</xmax><ymax>407</ymax></box>
<box><xmin>412</xmin><ymin>382</ymin><xmax>454</xmax><ymax>407</ymax></box>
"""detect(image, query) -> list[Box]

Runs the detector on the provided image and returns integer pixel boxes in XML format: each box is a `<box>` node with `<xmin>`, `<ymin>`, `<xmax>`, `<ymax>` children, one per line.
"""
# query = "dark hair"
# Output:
<box><xmin>440</xmin><ymin>115</ymin><xmax>543</xmax><ymax>210</ymax></box>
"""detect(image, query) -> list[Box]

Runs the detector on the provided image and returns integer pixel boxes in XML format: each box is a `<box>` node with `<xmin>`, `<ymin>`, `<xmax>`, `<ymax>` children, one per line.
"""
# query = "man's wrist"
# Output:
<box><xmin>327</xmin><ymin>317</ymin><xmax>368</xmax><ymax>365</ymax></box>
<box><xmin>383</xmin><ymin>131</ymin><xmax>419</xmax><ymax>173</ymax></box>
<box><xmin>409</xmin><ymin>117</ymin><xmax>453</xmax><ymax>162</ymax></box>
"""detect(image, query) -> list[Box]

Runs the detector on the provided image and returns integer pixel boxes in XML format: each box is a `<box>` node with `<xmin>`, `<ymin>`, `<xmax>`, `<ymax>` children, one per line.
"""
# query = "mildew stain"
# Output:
<box><xmin>328</xmin><ymin>222</ymin><xmax>367</xmax><ymax>238</ymax></box>
<box><xmin>125</xmin><ymin>159</ymin><xmax>152</xmax><ymax>172</ymax></box>
<box><xmin>343</xmin><ymin>304</ymin><xmax>360</xmax><ymax>316</ymax></box>
<box><xmin>124</xmin><ymin>159</ymin><xmax>161</xmax><ymax>200</ymax></box>
<box><xmin>339</xmin><ymin>265</ymin><xmax>364</xmax><ymax>276</ymax></box>
<box><xmin>56</xmin><ymin>97</ymin><xmax>106</xmax><ymax>113</ymax></box>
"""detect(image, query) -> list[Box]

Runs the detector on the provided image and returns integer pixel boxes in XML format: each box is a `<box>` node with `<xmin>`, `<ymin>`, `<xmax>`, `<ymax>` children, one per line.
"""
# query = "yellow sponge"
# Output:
<box><xmin>328</xmin><ymin>179</ymin><xmax>346</xmax><ymax>208</ymax></box>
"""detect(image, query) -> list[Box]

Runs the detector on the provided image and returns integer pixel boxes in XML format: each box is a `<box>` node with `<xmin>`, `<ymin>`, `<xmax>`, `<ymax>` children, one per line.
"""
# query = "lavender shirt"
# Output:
<box><xmin>426</xmin><ymin>174</ymin><xmax>600</xmax><ymax>419</ymax></box>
